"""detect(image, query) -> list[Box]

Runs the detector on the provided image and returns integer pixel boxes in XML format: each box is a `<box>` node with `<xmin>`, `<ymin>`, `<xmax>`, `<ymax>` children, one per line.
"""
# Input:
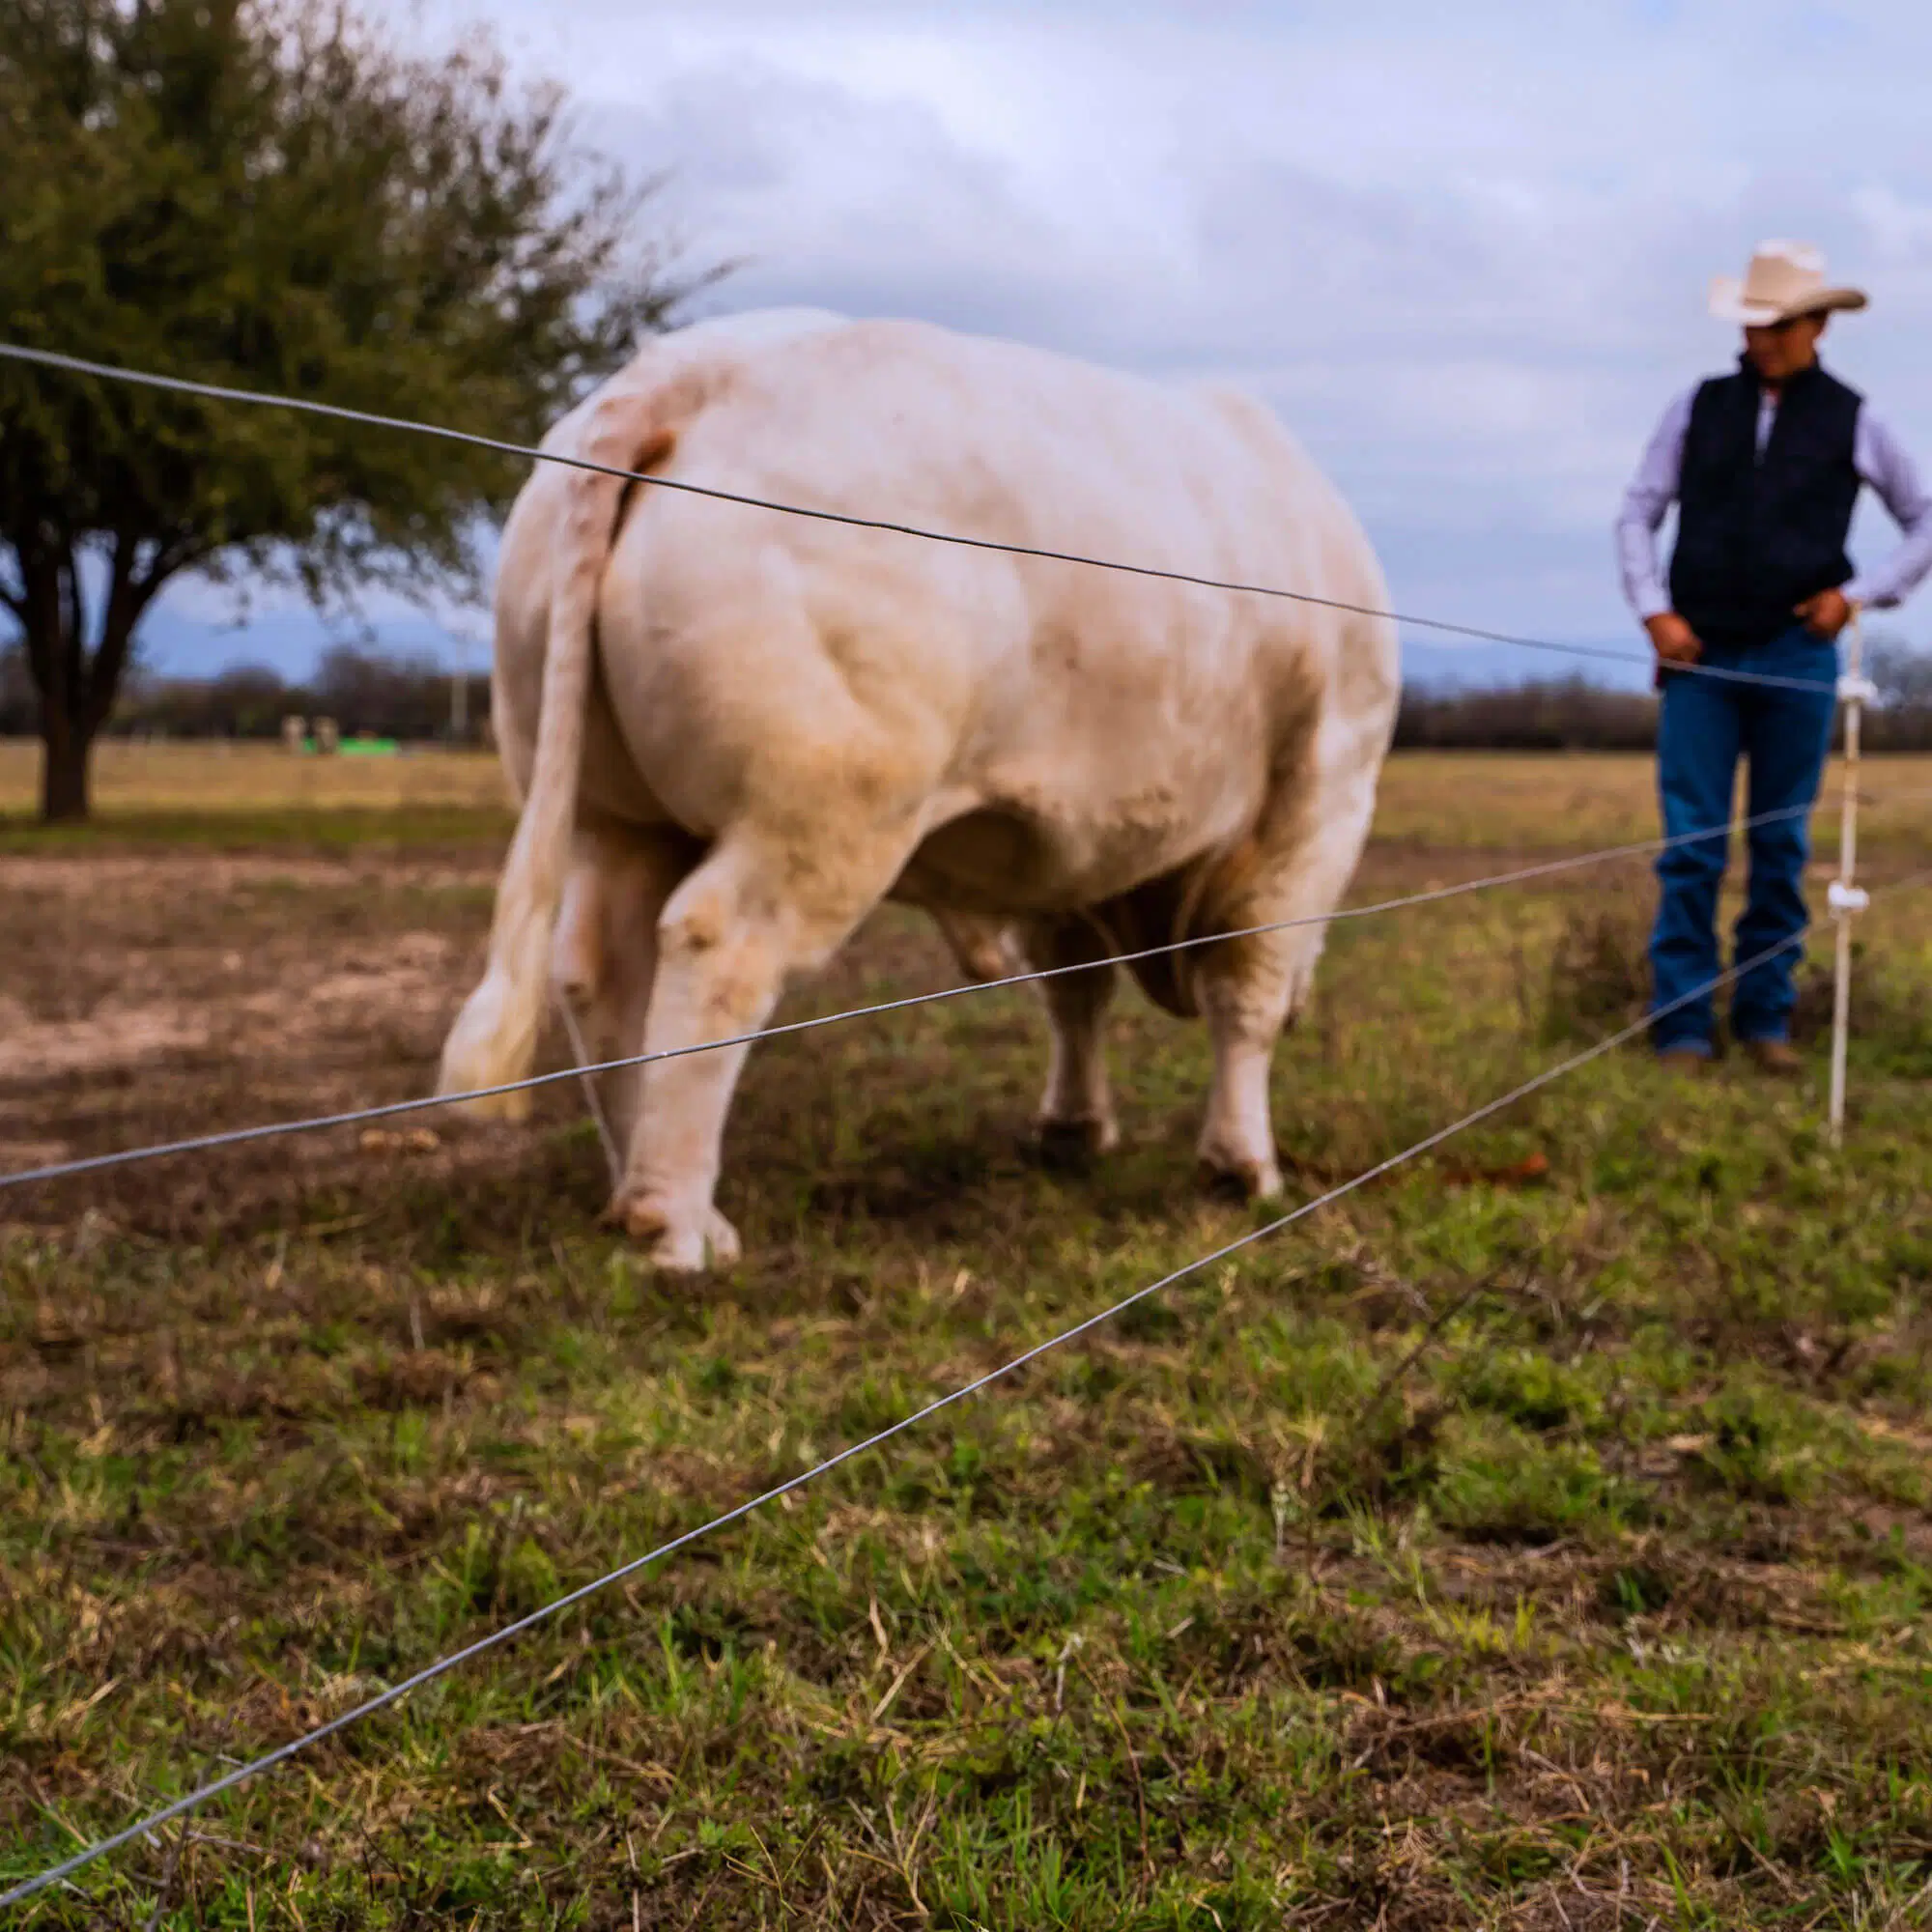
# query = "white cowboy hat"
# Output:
<box><xmin>1709</xmin><ymin>240</ymin><xmax>1867</xmax><ymax>326</ymax></box>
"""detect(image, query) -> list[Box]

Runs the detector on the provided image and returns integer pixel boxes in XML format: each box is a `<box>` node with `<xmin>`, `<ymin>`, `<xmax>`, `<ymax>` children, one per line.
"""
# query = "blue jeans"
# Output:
<box><xmin>1649</xmin><ymin>624</ymin><xmax>1838</xmax><ymax>1054</ymax></box>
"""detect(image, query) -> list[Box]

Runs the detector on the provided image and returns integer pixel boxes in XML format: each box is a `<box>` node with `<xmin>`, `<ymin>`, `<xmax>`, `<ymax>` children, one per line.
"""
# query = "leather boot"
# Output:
<box><xmin>1656</xmin><ymin>1046</ymin><xmax>1711</xmax><ymax>1077</ymax></box>
<box><xmin>1741</xmin><ymin>1037</ymin><xmax>1804</xmax><ymax>1077</ymax></box>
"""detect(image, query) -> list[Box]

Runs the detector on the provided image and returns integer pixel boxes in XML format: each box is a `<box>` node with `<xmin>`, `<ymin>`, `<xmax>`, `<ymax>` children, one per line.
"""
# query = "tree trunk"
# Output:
<box><xmin>40</xmin><ymin>706</ymin><xmax>93</xmax><ymax>822</ymax></box>
<box><xmin>14</xmin><ymin>526</ymin><xmax>176</xmax><ymax>825</ymax></box>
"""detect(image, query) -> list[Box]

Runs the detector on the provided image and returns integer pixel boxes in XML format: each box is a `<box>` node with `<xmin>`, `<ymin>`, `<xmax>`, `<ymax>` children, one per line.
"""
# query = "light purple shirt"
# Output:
<box><xmin>1615</xmin><ymin>381</ymin><xmax>1932</xmax><ymax>621</ymax></box>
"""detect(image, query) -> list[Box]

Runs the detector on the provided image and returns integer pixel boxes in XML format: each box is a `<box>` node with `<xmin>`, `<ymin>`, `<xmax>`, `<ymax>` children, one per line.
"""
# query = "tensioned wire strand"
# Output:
<box><xmin>0</xmin><ymin>339</ymin><xmax>1842</xmax><ymax>695</ymax></box>
<box><xmin>0</xmin><ymin>792</ymin><xmax>1880</xmax><ymax>1193</ymax></box>
<box><xmin>0</xmin><ymin>913</ymin><xmax>1867</xmax><ymax>1912</ymax></box>
<box><xmin>0</xmin><ymin>319</ymin><xmax>1908</xmax><ymax>1908</ymax></box>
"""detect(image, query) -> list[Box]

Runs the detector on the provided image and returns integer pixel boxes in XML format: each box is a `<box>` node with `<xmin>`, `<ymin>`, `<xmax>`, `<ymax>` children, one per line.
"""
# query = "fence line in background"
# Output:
<box><xmin>0</xmin><ymin>340</ymin><xmax>1843</xmax><ymax>696</ymax></box>
<box><xmin>1829</xmin><ymin>611</ymin><xmax>1872</xmax><ymax>1145</ymax></box>
<box><xmin>6</xmin><ymin>910</ymin><xmax>1886</xmax><ymax>1913</ymax></box>
<box><xmin>4</xmin><ymin>791</ymin><xmax>1901</xmax><ymax>1196</ymax></box>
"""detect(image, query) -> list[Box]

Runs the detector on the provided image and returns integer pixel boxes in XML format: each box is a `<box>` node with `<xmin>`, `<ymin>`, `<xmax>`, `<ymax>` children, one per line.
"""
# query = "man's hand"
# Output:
<box><xmin>1795</xmin><ymin>587</ymin><xmax>1853</xmax><ymax>639</ymax></box>
<box><xmin>1645</xmin><ymin>611</ymin><xmax>1702</xmax><ymax>666</ymax></box>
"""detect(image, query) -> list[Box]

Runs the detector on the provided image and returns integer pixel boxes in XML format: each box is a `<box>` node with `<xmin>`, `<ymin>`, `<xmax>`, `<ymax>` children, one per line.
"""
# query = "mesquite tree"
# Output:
<box><xmin>0</xmin><ymin>0</ymin><xmax>700</xmax><ymax>819</ymax></box>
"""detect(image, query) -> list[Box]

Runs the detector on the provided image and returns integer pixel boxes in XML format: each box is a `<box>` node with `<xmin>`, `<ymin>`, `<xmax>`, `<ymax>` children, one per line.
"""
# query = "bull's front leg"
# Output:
<box><xmin>1193</xmin><ymin>739</ymin><xmax>1384</xmax><ymax>1202</ymax></box>
<box><xmin>1024</xmin><ymin>917</ymin><xmax>1121</xmax><ymax>1162</ymax></box>
<box><xmin>1194</xmin><ymin>939</ymin><xmax>1293</xmax><ymax>1201</ymax></box>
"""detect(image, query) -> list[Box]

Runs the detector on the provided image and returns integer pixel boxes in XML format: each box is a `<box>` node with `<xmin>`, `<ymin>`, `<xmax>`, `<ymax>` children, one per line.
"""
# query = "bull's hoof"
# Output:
<box><xmin>606</xmin><ymin>1195</ymin><xmax>742</xmax><ymax>1273</ymax></box>
<box><xmin>1196</xmin><ymin>1151</ymin><xmax>1284</xmax><ymax>1204</ymax></box>
<box><xmin>1033</xmin><ymin>1114</ymin><xmax>1121</xmax><ymax>1169</ymax></box>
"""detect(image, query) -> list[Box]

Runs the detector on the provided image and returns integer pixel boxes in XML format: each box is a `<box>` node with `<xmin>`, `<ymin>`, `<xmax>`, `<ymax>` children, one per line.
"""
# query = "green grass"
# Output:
<box><xmin>0</xmin><ymin>803</ymin><xmax>514</xmax><ymax>855</ymax></box>
<box><xmin>4</xmin><ymin>753</ymin><xmax>1932</xmax><ymax>1927</ymax></box>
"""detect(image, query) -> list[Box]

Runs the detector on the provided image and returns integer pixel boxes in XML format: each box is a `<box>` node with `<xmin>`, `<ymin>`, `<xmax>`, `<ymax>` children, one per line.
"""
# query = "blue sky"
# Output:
<box><xmin>140</xmin><ymin>0</ymin><xmax>1932</xmax><ymax>684</ymax></box>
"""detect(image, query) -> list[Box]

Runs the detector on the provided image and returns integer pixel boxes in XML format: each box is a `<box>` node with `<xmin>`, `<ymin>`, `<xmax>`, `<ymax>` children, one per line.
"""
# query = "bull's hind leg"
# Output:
<box><xmin>1194</xmin><ymin>737</ymin><xmax>1384</xmax><ymax>1201</ymax></box>
<box><xmin>610</xmin><ymin>824</ymin><xmax>920</xmax><ymax>1272</ymax></box>
<box><xmin>551</xmin><ymin>818</ymin><xmax>693</xmax><ymax>1159</ymax></box>
<box><xmin>1023</xmin><ymin>917</ymin><xmax>1121</xmax><ymax>1162</ymax></box>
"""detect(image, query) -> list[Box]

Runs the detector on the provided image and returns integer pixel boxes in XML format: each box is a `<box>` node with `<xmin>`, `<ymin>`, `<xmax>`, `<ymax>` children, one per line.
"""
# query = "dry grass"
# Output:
<box><xmin>4</xmin><ymin>749</ymin><xmax>1932</xmax><ymax>1928</ymax></box>
<box><xmin>0</xmin><ymin>738</ymin><xmax>509</xmax><ymax>817</ymax></box>
<box><xmin>6</xmin><ymin>738</ymin><xmax>1932</xmax><ymax>861</ymax></box>
<box><xmin>1373</xmin><ymin>749</ymin><xmax>1932</xmax><ymax>858</ymax></box>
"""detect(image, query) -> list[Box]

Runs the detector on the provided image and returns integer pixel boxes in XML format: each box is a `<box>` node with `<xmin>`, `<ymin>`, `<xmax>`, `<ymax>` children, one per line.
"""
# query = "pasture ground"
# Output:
<box><xmin>5</xmin><ymin>743</ymin><xmax>1932</xmax><ymax>1929</ymax></box>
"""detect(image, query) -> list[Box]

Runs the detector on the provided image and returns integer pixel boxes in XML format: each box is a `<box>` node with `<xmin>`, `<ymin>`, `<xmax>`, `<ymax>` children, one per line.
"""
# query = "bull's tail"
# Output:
<box><xmin>436</xmin><ymin>374</ymin><xmax>685</xmax><ymax>1119</ymax></box>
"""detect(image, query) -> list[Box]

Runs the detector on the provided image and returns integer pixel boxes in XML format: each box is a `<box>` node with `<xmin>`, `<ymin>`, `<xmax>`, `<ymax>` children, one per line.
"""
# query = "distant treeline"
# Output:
<box><xmin>1395</xmin><ymin>676</ymin><xmax>1658</xmax><ymax>750</ymax></box>
<box><xmin>1395</xmin><ymin>645</ymin><xmax>1932</xmax><ymax>752</ymax></box>
<box><xmin>5</xmin><ymin>639</ymin><xmax>1932</xmax><ymax>752</ymax></box>
<box><xmin>0</xmin><ymin>642</ymin><xmax>489</xmax><ymax>743</ymax></box>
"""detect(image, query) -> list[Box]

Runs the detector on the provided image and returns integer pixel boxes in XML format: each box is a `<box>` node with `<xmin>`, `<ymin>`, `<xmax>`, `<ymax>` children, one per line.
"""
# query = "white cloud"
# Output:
<box><xmin>153</xmin><ymin>0</ymin><xmax>1932</xmax><ymax>672</ymax></box>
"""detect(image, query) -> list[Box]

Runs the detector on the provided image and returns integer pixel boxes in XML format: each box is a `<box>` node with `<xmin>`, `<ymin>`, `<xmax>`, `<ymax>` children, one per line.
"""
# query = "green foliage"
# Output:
<box><xmin>0</xmin><ymin>0</ymin><xmax>701</xmax><ymax>814</ymax></box>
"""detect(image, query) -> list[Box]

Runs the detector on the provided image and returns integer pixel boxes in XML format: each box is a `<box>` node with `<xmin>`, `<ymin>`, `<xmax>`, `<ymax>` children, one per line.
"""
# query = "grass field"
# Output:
<box><xmin>0</xmin><ymin>740</ymin><xmax>514</xmax><ymax>817</ymax></box>
<box><xmin>5</xmin><ymin>744</ymin><xmax>1932</xmax><ymax>1928</ymax></box>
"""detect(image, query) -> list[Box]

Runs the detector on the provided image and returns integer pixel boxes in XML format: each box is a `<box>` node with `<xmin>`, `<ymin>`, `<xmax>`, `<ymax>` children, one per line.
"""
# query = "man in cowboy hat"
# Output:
<box><xmin>1616</xmin><ymin>240</ymin><xmax>1932</xmax><ymax>1072</ymax></box>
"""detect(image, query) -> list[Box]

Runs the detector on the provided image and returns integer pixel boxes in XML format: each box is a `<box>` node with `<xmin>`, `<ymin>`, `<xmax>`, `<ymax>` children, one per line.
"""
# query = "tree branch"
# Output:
<box><xmin>85</xmin><ymin>527</ymin><xmax>146</xmax><ymax>735</ymax></box>
<box><xmin>19</xmin><ymin>531</ymin><xmax>63</xmax><ymax>699</ymax></box>
<box><xmin>71</xmin><ymin>532</ymin><xmax>215</xmax><ymax>737</ymax></box>
<box><xmin>0</xmin><ymin>540</ymin><xmax>25</xmax><ymax>623</ymax></box>
<box><xmin>57</xmin><ymin>532</ymin><xmax>86</xmax><ymax>726</ymax></box>
<box><xmin>135</xmin><ymin>531</ymin><xmax>213</xmax><ymax>602</ymax></box>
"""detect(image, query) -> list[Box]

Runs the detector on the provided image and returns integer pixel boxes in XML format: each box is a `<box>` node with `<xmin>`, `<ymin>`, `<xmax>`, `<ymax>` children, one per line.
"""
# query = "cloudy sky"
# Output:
<box><xmin>152</xmin><ymin>0</ymin><xmax>1932</xmax><ymax>682</ymax></box>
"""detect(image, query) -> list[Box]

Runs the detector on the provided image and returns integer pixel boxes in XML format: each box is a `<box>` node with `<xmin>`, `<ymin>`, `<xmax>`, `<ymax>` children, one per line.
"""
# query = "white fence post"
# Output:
<box><xmin>1829</xmin><ymin>607</ymin><xmax>1870</xmax><ymax>1147</ymax></box>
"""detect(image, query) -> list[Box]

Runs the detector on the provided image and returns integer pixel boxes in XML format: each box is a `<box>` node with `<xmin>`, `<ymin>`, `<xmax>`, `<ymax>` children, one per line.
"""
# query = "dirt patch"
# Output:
<box><xmin>0</xmin><ymin>996</ymin><xmax>212</xmax><ymax>1080</ymax></box>
<box><xmin>0</xmin><ymin>838</ymin><xmax>507</xmax><ymax>1232</ymax></box>
<box><xmin>0</xmin><ymin>932</ymin><xmax>459</xmax><ymax>1090</ymax></box>
<box><xmin>0</xmin><ymin>834</ymin><xmax>974</xmax><ymax>1239</ymax></box>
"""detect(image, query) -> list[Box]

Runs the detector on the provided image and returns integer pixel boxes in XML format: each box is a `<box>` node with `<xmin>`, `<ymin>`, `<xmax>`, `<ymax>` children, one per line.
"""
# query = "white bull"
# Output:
<box><xmin>439</xmin><ymin>309</ymin><xmax>1401</xmax><ymax>1270</ymax></box>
